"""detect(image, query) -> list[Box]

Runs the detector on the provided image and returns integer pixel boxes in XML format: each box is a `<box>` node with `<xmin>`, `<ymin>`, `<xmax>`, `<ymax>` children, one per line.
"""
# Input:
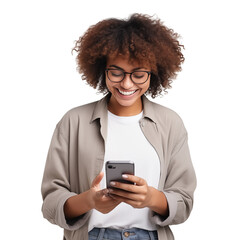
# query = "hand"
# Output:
<box><xmin>90</xmin><ymin>172</ymin><xmax>121</xmax><ymax>214</ymax></box>
<box><xmin>108</xmin><ymin>174</ymin><xmax>154</xmax><ymax>209</ymax></box>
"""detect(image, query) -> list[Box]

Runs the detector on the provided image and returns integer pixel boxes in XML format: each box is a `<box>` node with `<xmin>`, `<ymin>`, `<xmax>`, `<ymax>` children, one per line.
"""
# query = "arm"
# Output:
<box><xmin>41</xmin><ymin>125</ymin><xmax>79</xmax><ymax>229</ymax></box>
<box><xmin>148</xmin><ymin>187</ymin><xmax>169</xmax><ymax>217</ymax></box>
<box><xmin>64</xmin><ymin>189</ymin><xmax>92</xmax><ymax>219</ymax></box>
<box><xmin>41</xmin><ymin>124</ymin><xmax>120</xmax><ymax>230</ymax></box>
<box><xmin>64</xmin><ymin>172</ymin><xmax>121</xmax><ymax>219</ymax></box>
<box><xmin>158</xmin><ymin>131</ymin><xmax>197</xmax><ymax>225</ymax></box>
<box><xmin>108</xmin><ymin>123</ymin><xmax>196</xmax><ymax>225</ymax></box>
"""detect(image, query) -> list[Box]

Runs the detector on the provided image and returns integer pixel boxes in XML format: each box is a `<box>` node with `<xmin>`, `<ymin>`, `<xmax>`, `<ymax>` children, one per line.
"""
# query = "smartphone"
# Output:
<box><xmin>105</xmin><ymin>161</ymin><xmax>135</xmax><ymax>188</ymax></box>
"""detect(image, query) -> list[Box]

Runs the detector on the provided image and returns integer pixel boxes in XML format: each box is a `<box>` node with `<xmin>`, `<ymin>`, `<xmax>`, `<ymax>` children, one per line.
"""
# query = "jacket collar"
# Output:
<box><xmin>90</xmin><ymin>94</ymin><xmax>157</xmax><ymax>124</ymax></box>
<box><xmin>142</xmin><ymin>95</ymin><xmax>158</xmax><ymax>124</ymax></box>
<box><xmin>90</xmin><ymin>94</ymin><xmax>110</xmax><ymax>123</ymax></box>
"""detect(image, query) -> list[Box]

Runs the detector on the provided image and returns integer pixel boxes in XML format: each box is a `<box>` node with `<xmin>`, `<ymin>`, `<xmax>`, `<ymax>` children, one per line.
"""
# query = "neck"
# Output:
<box><xmin>108</xmin><ymin>96</ymin><xmax>143</xmax><ymax>116</ymax></box>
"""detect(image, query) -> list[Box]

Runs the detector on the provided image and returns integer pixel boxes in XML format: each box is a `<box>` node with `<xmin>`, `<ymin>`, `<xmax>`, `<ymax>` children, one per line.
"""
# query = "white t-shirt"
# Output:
<box><xmin>88</xmin><ymin>111</ymin><xmax>160</xmax><ymax>231</ymax></box>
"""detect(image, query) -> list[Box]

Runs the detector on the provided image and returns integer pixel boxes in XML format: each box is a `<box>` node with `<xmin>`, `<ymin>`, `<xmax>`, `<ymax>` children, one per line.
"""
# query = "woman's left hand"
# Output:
<box><xmin>108</xmin><ymin>174</ymin><xmax>154</xmax><ymax>209</ymax></box>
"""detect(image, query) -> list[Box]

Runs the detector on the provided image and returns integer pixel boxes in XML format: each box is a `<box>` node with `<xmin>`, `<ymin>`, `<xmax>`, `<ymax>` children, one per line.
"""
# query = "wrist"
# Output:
<box><xmin>86</xmin><ymin>188</ymin><xmax>95</xmax><ymax>210</ymax></box>
<box><xmin>148</xmin><ymin>187</ymin><xmax>169</xmax><ymax>217</ymax></box>
<box><xmin>148</xmin><ymin>186</ymin><xmax>156</xmax><ymax>208</ymax></box>
<box><xmin>64</xmin><ymin>190</ymin><xmax>94</xmax><ymax>219</ymax></box>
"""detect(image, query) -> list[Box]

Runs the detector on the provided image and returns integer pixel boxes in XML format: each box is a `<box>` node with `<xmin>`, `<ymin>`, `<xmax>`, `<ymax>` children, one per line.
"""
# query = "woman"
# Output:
<box><xmin>41</xmin><ymin>14</ymin><xmax>196</xmax><ymax>240</ymax></box>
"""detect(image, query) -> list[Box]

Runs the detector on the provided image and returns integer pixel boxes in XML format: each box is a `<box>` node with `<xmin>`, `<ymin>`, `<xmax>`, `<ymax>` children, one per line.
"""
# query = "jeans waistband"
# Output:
<box><xmin>89</xmin><ymin>227</ymin><xmax>158</xmax><ymax>240</ymax></box>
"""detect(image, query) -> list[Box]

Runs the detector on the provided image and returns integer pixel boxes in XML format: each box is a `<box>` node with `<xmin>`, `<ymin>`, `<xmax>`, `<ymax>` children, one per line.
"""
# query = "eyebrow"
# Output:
<box><xmin>108</xmin><ymin>65</ymin><xmax>145</xmax><ymax>71</ymax></box>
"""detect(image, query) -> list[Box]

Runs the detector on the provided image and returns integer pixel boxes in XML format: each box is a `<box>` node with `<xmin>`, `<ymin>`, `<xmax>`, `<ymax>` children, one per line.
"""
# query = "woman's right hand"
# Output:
<box><xmin>89</xmin><ymin>172</ymin><xmax>121</xmax><ymax>214</ymax></box>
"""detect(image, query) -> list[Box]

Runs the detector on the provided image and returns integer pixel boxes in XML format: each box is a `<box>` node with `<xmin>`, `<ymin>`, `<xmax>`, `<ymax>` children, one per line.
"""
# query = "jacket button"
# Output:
<box><xmin>124</xmin><ymin>232</ymin><xmax>130</xmax><ymax>237</ymax></box>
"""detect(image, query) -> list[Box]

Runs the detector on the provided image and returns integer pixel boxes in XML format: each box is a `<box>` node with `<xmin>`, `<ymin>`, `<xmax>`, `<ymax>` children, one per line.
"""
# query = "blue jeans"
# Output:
<box><xmin>88</xmin><ymin>228</ymin><xmax>158</xmax><ymax>240</ymax></box>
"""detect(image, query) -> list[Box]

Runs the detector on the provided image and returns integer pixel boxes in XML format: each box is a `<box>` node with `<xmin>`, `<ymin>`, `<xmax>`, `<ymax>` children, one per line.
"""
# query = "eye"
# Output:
<box><xmin>109</xmin><ymin>69</ymin><xmax>124</xmax><ymax>77</ymax></box>
<box><xmin>132</xmin><ymin>71</ymin><xmax>145</xmax><ymax>78</ymax></box>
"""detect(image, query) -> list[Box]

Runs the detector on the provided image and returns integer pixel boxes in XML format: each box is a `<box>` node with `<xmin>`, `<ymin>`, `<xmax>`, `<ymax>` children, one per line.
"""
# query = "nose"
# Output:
<box><xmin>120</xmin><ymin>73</ymin><xmax>134</xmax><ymax>89</ymax></box>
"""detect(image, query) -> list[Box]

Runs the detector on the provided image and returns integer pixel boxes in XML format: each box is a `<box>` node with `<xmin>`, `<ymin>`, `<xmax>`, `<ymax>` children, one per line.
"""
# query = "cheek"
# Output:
<box><xmin>141</xmin><ymin>81</ymin><xmax>150</xmax><ymax>93</ymax></box>
<box><xmin>105</xmin><ymin>78</ymin><xmax>115</xmax><ymax>92</ymax></box>
<box><xmin>105</xmin><ymin>77</ymin><xmax>111</xmax><ymax>90</ymax></box>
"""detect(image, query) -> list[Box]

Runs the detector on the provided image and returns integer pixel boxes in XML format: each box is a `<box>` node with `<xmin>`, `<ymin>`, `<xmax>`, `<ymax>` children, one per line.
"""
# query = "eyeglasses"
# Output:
<box><xmin>105</xmin><ymin>68</ymin><xmax>151</xmax><ymax>84</ymax></box>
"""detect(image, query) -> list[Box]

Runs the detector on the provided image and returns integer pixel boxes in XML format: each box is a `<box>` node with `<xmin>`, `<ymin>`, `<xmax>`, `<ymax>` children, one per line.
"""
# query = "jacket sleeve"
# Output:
<box><xmin>41</xmin><ymin>121</ymin><xmax>90</xmax><ymax>230</ymax></box>
<box><xmin>152</xmin><ymin>119</ymin><xmax>197</xmax><ymax>226</ymax></box>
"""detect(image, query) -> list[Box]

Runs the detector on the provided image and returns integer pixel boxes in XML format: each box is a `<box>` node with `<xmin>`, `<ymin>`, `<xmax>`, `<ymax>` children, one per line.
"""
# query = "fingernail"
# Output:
<box><xmin>103</xmin><ymin>189</ymin><xmax>109</xmax><ymax>194</ymax></box>
<box><xmin>103</xmin><ymin>189</ymin><xmax>109</xmax><ymax>196</ymax></box>
<box><xmin>110</xmin><ymin>181</ymin><xmax>116</xmax><ymax>186</ymax></box>
<box><xmin>122</xmin><ymin>174</ymin><xmax>128</xmax><ymax>179</ymax></box>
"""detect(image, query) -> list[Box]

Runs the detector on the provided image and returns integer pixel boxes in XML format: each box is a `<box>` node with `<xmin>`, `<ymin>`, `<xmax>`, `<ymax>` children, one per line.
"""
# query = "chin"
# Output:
<box><xmin>115</xmin><ymin>96</ymin><xmax>139</xmax><ymax>108</ymax></box>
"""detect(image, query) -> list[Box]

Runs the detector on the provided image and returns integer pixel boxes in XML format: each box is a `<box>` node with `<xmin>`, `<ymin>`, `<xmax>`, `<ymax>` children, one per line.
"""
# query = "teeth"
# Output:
<box><xmin>118</xmin><ymin>89</ymin><xmax>136</xmax><ymax>96</ymax></box>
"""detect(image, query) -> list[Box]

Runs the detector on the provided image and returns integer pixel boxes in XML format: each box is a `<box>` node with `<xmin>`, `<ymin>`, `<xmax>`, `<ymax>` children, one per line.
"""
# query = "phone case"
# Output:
<box><xmin>105</xmin><ymin>161</ymin><xmax>135</xmax><ymax>188</ymax></box>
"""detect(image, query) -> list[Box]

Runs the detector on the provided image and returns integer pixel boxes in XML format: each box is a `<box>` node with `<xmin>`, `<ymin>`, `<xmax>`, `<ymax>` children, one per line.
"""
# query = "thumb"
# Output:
<box><xmin>91</xmin><ymin>172</ymin><xmax>104</xmax><ymax>188</ymax></box>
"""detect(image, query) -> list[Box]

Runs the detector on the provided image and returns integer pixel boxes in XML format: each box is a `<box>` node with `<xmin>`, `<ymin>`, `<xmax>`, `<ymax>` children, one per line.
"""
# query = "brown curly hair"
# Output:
<box><xmin>73</xmin><ymin>13</ymin><xmax>184</xmax><ymax>98</ymax></box>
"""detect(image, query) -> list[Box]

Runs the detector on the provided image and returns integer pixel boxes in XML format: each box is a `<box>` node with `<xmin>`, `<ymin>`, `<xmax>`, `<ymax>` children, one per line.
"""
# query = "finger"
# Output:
<box><xmin>98</xmin><ymin>188</ymin><xmax>122</xmax><ymax>200</ymax></box>
<box><xmin>96</xmin><ymin>188</ymin><xmax>111</xmax><ymax>199</ymax></box>
<box><xmin>91</xmin><ymin>172</ymin><xmax>104</xmax><ymax>187</ymax></box>
<box><xmin>122</xmin><ymin>174</ymin><xmax>146</xmax><ymax>186</ymax></box>
<box><xmin>110</xmin><ymin>181</ymin><xmax>138</xmax><ymax>193</ymax></box>
<box><xmin>109</xmin><ymin>188</ymin><xmax>139</xmax><ymax>201</ymax></box>
<box><xmin>123</xmin><ymin>198</ymin><xmax>143</xmax><ymax>208</ymax></box>
<box><xmin>109</xmin><ymin>194</ymin><xmax>143</xmax><ymax>208</ymax></box>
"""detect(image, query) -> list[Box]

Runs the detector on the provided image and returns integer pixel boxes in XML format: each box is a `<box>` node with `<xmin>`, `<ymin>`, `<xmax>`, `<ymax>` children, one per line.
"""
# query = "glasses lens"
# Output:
<box><xmin>107</xmin><ymin>69</ymin><xmax>124</xmax><ymax>82</ymax></box>
<box><xmin>132</xmin><ymin>71</ymin><xmax>149</xmax><ymax>84</ymax></box>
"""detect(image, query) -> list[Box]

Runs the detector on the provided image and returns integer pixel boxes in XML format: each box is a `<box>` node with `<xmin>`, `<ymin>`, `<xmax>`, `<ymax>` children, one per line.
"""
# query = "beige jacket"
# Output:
<box><xmin>41</xmin><ymin>94</ymin><xmax>196</xmax><ymax>240</ymax></box>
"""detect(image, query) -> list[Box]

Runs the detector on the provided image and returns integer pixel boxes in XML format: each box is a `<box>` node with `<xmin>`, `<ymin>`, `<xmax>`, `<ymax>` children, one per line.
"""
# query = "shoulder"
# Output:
<box><xmin>154</xmin><ymin>102</ymin><xmax>182</xmax><ymax>123</ymax></box>
<box><xmin>56</xmin><ymin>100</ymin><xmax>99</xmax><ymax>131</ymax></box>
<box><xmin>144</xmin><ymin>97</ymin><xmax>184</xmax><ymax>127</ymax></box>
<box><xmin>146</xmin><ymin>100</ymin><xmax>188</xmax><ymax>144</ymax></box>
<box><xmin>65</xmin><ymin>101</ymin><xmax>98</xmax><ymax>119</ymax></box>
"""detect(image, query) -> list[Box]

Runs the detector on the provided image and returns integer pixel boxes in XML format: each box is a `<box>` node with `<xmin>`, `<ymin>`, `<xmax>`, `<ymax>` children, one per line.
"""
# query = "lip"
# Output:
<box><xmin>116</xmin><ymin>88</ymin><xmax>138</xmax><ymax>98</ymax></box>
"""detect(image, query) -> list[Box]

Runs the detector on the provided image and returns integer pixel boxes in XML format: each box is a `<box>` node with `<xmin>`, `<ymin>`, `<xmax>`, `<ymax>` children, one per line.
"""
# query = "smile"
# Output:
<box><xmin>118</xmin><ymin>89</ymin><xmax>137</xmax><ymax>96</ymax></box>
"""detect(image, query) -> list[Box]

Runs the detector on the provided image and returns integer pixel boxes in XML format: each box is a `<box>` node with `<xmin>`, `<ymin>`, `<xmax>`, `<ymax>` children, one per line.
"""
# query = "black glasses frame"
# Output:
<box><xmin>105</xmin><ymin>68</ymin><xmax>151</xmax><ymax>85</ymax></box>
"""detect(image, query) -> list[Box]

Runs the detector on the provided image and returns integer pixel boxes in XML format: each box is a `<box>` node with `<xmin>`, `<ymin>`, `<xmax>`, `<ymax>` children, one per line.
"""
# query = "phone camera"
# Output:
<box><xmin>108</xmin><ymin>165</ymin><xmax>116</xmax><ymax>169</ymax></box>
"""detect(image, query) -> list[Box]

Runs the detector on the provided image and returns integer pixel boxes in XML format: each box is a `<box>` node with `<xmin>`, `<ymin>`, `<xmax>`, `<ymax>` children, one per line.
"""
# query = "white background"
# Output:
<box><xmin>0</xmin><ymin>0</ymin><xmax>239</xmax><ymax>239</ymax></box>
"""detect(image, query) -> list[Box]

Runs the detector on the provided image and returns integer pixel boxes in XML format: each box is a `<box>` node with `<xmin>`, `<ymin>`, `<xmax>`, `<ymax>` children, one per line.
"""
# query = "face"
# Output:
<box><xmin>106</xmin><ymin>55</ymin><xmax>151</xmax><ymax>116</ymax></box>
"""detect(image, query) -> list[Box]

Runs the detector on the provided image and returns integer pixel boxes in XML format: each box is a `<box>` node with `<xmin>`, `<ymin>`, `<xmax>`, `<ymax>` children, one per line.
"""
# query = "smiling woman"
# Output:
<box><xmin>41</xmin><ymin>13</ymin><xmax>196</xmax><ymax>240</ymax></box>
<box><xmin>105</xmin><ymin>55</ymin><xmax>151</xmax><ymax>116</ymax></box>
<box><xmin>73</xmin><ymin>13</ymin><xmax>184</xmax><ymax>98</ymax></box>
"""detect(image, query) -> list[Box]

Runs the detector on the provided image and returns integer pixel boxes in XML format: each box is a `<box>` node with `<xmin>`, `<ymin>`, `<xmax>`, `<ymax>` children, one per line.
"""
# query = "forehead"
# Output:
<box><xmin>107</xmin><ymin>54</ymin><xmax>150</xmax><ymax>70</ymax></box>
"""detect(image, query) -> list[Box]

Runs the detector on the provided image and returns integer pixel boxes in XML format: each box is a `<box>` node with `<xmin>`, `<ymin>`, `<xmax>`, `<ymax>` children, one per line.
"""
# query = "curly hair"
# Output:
<box><xmin>73</xmin><ymin>13</ymin><xmax>184</xmax><ymax>98</ymax></box>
